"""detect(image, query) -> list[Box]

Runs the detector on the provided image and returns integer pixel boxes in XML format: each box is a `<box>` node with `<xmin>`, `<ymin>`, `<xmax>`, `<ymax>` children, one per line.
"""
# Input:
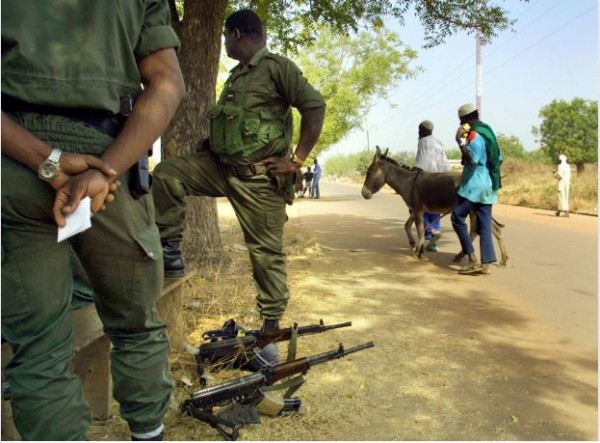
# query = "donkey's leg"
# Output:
<box><xmin>414</xmin><ymin>211</ymin><xmax>426</xmax><ymax>259</ymax></box>
<box><xmin>466</xmin><ymin>211</ymin><xmax>480</xmax><ymax>263</ymax></box>
<box><xmin>405</xmin><ymin>214</ymin><xmax>416</xmax><ymax>253</ymax></box>
<box><xmin>492</xmin><ymin>219</ymin><xmax>509</xmax><ymax>266</ymax></box>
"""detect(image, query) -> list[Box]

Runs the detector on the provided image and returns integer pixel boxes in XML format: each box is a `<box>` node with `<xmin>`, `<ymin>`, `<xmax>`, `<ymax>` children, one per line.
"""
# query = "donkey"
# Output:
<box><xmin>361</xmin><ymin>146</ymin><xmax>508</xmax><ymax>265</ymax></box>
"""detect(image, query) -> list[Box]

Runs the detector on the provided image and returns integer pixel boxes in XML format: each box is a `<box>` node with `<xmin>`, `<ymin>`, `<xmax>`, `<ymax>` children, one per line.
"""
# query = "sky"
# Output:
<box><xmin>321</xmin><ymin>0</ymin><xmax>598</xmax><ymax>162</ymax></box>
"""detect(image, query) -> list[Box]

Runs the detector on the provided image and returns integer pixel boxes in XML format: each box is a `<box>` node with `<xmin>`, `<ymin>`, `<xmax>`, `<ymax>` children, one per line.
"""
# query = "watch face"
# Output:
<box><xmin>39</xmin><ymin>162</ymin><xmax>59</xmax><ymax>180</ymax></box>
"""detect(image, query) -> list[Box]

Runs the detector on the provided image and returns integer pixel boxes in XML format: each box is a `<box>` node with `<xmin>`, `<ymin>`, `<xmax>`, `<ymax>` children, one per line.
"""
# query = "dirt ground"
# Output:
<box><xmin>88</xmin><ymin>193</ymin><xmax>598</xmax><ymax>441</ymax></box>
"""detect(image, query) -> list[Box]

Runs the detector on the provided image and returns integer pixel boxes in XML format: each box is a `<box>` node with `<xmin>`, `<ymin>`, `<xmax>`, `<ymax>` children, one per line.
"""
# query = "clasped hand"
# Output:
<box><xmin>52</xmin><ymin>153</ymin><xmax>120</xmax><ymax>227</ymax></box>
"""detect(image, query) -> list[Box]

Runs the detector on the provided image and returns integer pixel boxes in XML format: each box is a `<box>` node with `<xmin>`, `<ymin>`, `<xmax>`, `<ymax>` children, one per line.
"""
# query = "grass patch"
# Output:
<box><xmin>499</xmin><ymin>160</ymin><xmax>597</xmax><ymax>214</ymax></box>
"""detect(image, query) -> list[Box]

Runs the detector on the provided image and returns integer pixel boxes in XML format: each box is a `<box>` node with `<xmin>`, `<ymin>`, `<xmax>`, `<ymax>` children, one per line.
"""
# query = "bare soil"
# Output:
<box><xmin>88</xmin><ymin>194</ymin><xmax>598</xmax><ymax>441</ymax></box>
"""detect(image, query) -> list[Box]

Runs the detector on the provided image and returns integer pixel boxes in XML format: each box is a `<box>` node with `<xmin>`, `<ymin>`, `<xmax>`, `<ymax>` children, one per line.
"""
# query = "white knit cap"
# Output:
<box><xmin>458</xmin><ymin>103</ymin><xmax>478</xmax><ymax>118</ymax></box>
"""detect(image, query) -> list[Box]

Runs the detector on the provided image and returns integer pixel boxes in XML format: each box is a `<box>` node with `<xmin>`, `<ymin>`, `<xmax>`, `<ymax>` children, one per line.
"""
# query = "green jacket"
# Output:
<box><xmin>209</xmin><ymin>47</ymin><xmax>325</xmax><ymax>165</ymax></box>
<box><xmin>472</xmin><ymin>121</ymin><xmax>503</xmax><ymax>191</ymax></box>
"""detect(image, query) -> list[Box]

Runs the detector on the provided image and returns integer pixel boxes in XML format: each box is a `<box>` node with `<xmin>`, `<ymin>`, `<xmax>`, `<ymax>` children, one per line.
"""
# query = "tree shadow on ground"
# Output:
<box><xmin>281</xmin><ymin>213</ymin><xmax>597</xmax><ymax>440</ymax></box>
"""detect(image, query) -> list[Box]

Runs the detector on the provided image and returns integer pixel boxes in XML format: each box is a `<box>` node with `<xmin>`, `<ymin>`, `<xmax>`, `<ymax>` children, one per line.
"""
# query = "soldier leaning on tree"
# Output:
<box><xmin>152</xmin><ymin>9</ymin><xmax>326</xmax><ymax>334</ymax></box>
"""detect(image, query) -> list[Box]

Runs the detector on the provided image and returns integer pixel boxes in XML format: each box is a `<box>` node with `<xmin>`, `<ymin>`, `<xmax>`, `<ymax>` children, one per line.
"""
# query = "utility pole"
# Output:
<box><xmin>476</xmin><ymin>26</ymin><xmax>482</xmax><ymax>116</ymax></box>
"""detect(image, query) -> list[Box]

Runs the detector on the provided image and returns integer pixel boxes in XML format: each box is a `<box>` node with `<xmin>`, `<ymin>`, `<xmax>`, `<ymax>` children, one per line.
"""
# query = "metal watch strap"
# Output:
<box><xmin>48</xmin><ymin>148</ymin><xmax>62</xmax><ymax>163</ymax></box>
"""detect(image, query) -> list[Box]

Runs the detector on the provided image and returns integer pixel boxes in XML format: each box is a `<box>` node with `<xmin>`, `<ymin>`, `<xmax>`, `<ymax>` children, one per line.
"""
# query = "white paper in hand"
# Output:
<box><xmin>57</xmin><ymin>197</ymin><xmax>92</xmax><ymax>242</ymax></box>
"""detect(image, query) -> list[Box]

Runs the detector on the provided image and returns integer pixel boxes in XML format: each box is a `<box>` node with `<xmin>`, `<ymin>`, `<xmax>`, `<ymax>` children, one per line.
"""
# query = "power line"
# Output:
<box><xmin>486</xmin><ymin>4</ymin><xmax>596</xmax><ymax>76</ymax></box>
<box><xmin>371</xmin><ymin>1</ymin><xmax>595</xmax><ymax>132</ymax></box>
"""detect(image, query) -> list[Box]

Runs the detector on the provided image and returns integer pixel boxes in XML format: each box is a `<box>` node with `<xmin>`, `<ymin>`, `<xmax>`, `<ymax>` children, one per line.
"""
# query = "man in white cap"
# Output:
<box><xmin>415</xmin><ymin>120</ymin><xmax>450</xmax><ymax>251</ymax></box>
<box><xmin>554</xmin><ymin>154</ymin><xmax>571</xmax><ymax>217</ymax></box>
<box><xmin>451</xmin><ymin>103</ymin><xmax>502</xmax><ymax>275</ymax></box>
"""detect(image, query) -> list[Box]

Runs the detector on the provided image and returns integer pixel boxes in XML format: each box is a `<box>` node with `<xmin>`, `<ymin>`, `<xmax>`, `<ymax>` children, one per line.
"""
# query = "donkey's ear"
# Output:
<box><xmin>375</xmin><ymin>145</ymin><xmax>382</xmax><ymax>158</ymax></box>
<box><xmin>384</xmin><ymin>148</ymin><xmax>389</xmax><ymax>157</ymax></box>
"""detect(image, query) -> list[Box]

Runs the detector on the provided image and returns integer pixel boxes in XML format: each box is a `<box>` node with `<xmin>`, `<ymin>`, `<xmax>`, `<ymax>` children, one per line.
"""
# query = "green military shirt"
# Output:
<box><xmin>209</xmin><ymin>46</ymin><xmax>325</xmax><ymax>165</ymax></box>
<box><xmin>1</xmin><ymin>0</ymin><xmax>180</xmax><ymax>114</ymax></box>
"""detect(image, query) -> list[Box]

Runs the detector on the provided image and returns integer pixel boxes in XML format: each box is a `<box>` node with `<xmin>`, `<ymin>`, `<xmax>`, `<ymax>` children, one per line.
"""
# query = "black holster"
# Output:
<box><xmin>129</xmin><ymin>151</ymin><xmax>152</xmax><ymax>199</ymax></box>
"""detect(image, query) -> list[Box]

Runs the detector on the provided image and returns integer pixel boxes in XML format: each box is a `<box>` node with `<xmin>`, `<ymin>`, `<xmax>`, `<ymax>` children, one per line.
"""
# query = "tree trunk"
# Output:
<box><xmin>163</xmin><ymin>1</ymin><xmax>228</xmax><ymax>262</ymax></box>
<box><xmin>576</xmin><ymin>163</ymin><xmax>585</xmax><ymax>174</ymax></box>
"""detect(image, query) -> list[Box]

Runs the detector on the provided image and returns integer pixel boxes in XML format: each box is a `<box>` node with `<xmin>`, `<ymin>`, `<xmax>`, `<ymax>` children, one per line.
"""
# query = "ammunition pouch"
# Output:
<box><xmin>208</xmin><ymin>104</ymin><xmax>287</xmax><ymax>160</ymax></box>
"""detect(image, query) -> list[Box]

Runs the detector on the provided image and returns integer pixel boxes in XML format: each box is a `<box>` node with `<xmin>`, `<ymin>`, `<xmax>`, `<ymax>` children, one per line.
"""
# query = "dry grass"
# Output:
<box><xmin>87</xmin><ymin>220</ymin><xmax>327</xmax><ymax>441</ymax></box>
<box><xmin>499</xmin><ymin>160</ymin><xmax>597</xmax><ymax>214</ymax></box>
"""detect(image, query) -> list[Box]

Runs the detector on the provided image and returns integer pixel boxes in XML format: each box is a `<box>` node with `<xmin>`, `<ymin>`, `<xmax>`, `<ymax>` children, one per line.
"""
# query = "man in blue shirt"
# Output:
<box><xmin>451</xmin><ymin>103</ymin><xmax>500</xmax><ymax>275</ymax></box>
<box><xmin>311</xmin><ymin>158</ymin><xmax>322</xmax><ymax>199</ymax></box>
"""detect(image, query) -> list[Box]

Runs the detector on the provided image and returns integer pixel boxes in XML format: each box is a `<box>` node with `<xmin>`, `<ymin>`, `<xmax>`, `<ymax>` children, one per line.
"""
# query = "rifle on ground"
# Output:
<box><xmin>195</xmin><ymin>319</ymin><xmax>352</xmax><ymax>384</ymax></box>
<box><xmin>182</xmin><ymin>341</ymin><xmax>374</xmax><ymax>440</ymax></box>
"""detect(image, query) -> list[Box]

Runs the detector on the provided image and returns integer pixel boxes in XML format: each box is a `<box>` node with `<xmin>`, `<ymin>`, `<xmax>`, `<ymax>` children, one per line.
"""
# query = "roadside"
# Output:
<box><xmin>88</xmin><ymin>181</ymin><xmax>597</xmax><ymax>441</ymax></box>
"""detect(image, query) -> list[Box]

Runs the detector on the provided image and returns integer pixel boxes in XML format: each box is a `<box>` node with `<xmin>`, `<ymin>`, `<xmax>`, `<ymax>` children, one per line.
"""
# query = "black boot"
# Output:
<box><xmin>162</xmin><ymin>239</ymin><xmax>185</xmax><ymax>278</ymax></box>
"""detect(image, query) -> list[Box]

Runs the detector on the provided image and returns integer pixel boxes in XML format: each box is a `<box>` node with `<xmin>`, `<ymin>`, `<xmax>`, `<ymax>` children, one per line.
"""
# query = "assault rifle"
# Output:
<box><xmin>195</xmin><ymin>319</ymin><xmax>352</xmax><ymax>384</ymax></box>
<box><xmin>182</xmin><ymin>341</ymin><xmax>374</xmax><ymax>440</ymax></box>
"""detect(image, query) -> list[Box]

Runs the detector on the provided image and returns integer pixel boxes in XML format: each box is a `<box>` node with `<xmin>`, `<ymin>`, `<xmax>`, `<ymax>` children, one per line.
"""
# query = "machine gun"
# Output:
<box><xmin>181</xmin><ymin>341</ymin><xmax>374</xmax><ymax>440</ymax></box>
<box><xmin>195</xmin><ymin>319</ymin><xmax>352</xmax><ymax>384</ymax></box>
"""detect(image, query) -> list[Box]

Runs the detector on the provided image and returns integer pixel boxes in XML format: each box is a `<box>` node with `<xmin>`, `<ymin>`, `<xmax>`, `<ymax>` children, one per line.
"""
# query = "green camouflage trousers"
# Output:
<box><xmin>1</xmin><ymin>113</ymin><xmax>173</xmax><ymax>440</ymax></box>
<box><xmin>152</xmin><ymin>151</ymin><xmax>290</xmax><ymax>319</ymax></box>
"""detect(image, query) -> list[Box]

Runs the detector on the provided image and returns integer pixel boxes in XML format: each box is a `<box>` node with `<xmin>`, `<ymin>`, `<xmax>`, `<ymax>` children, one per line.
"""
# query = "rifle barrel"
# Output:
<box><xmin>297</xmin><ymin>320</ymin><xmax>352</xmax><ymax>334</ymax></box>
<box><xmin>254</xmin><ymin>320</ymin><xmax>353</xmax><ymax>347</ymax></box>
<box><xmin>308</xmin><ymin>341</ymin><xmax>374</xmax><ymax>366</ymax></box>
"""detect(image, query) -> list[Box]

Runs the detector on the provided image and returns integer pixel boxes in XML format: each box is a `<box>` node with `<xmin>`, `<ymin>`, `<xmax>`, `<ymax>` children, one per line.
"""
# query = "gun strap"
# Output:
<box><xmin>286</xmin><ymin>324</ymin><xmax>298</xmax><ymax>363</ymax></box>
<box><xmin>261</xmin><ymin>374</ymin><xmax>306</xmax><ymax>398</ymax></box>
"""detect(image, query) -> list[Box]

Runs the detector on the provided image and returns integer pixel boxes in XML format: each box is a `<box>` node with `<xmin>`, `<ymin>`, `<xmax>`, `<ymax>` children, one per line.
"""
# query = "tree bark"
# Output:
<box><xmin>163</xmin><ymin>1</ymin><xmax>228</xmax><ymax>262</ymax></box>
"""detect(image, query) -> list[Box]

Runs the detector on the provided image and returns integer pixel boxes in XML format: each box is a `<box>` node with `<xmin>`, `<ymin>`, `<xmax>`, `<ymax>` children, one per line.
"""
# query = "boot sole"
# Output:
<box><xmin>165</xmin><ymin>269</ymin><xmax>186</xmax><ymax>278</ymax></box>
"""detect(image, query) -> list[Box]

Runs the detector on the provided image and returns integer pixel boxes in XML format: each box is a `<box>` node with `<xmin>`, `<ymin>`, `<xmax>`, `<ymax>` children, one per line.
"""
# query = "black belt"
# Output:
<box><xmin>2</xmin><ymin>94</ymin><xmax>125</xmax><ymax>138</ymax></box>
<box><xmin>228</xmin><ymin>163</ymin><xmax>269</xmax><ymax>177</ymax></box>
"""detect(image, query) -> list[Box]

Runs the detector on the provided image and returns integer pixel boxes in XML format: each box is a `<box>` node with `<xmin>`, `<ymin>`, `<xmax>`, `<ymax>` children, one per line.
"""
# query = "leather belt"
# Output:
<box><xmin>228</xmin><ymin>163</ymin><xmax>269</xmax><ymax>177</ymax></box>
<box><xmin>2</xmin><ymin>94</ymin><xmax>125</xmax><ymax>138</ymax></box>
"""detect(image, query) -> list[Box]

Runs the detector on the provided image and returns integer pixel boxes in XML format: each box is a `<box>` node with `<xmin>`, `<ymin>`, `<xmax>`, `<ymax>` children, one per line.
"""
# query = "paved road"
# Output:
<box><xmin>287</xmin><ymin>180</ymin><xmax>598</xmax><ymax>355</ymax></box>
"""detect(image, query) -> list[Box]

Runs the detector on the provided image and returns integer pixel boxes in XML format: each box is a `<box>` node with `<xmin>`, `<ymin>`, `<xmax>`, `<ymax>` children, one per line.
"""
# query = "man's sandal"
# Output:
<box><xmin>458</xmin><ymin>263</ymin><xmax>490</xmax><ymax>276</ymax></box>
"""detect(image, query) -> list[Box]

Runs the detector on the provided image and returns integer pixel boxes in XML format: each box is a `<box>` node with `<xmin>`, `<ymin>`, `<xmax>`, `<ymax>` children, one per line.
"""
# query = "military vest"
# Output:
<box><xmin>208</xmin><ymin>57</ymin><xmax>291</xmax><ymax>163</ymax></box>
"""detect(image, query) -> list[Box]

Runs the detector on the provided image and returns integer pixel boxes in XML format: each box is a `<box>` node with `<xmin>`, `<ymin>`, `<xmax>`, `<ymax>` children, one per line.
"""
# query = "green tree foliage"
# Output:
<box><xmin>536</xmin><ymin>98</ymin><xmax>598</xmax><ymax>172</ymax></box>
<box><xmin>324</xmin><ymin>150</ymin><xmax>376</xmax><ymax>175</ymax></box>
<box><xmin>324</xmin><ymin>148</ymin><xmax>416</xmax><ymax>175</ymax></box>
<box><xmin>390</xmin><ymin>150</ymin><xmax>417</xmax><ymax>166</ymax></box>
<box><xmin>446</xmin><ymin>148</ymin><xmax>462</xmax><ymax>160</ymax></box>
<box><xmin>291</xmin><ymin>25</ymin><xmax>419</xmax><ymax>158</ymax></box>
<box><xmin>227</xmin><ymin>0</ymin><xmax>518</xmax><ymax>53</ymax></box>
<box><xmin>497</xmin><ymin>133</ymin><xmax>526</xmax><ymax>159</ymax></box>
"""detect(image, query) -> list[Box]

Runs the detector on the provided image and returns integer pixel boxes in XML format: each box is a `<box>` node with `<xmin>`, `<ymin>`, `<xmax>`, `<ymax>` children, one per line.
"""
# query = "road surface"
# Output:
<box><xmin>286</xmin><ymin>180</ymin><xmax>598</xmax><ymax>355</ymax></box>
<box><xmin>215</xmin><ymin>179</ymin><xmax>598</xmax><ymax>439</ymax></box>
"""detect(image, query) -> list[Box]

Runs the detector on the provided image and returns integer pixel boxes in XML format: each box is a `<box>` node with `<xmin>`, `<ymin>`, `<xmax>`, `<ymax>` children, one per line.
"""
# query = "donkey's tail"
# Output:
<box><xmin>491</xmin><ymin>216</ymin><xmax>505</xmax><ymax>228</ymax></box>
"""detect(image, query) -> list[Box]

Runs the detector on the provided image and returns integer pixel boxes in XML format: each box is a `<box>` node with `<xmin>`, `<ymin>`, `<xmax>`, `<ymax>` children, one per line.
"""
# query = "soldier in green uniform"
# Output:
<box><xmin>152</xmin><ymin>9</ymin><xmax>326</xmax><ymax>332</ymax></box>
<box><xmin>1</xmin><ymin>1</ymin><xmax>185</xmax><ymax>440</ymax></box>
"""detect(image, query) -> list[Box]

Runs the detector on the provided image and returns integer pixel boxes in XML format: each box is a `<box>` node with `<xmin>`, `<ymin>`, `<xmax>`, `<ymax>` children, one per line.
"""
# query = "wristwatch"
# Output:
<box><xmin>290</xmin><ymin>152</ymin><xmax>305</xmax><ymax>166</ymax></box>
<box><xmin>38</xmin><ymin>148</ymin><xmax>62</xmax><ymax>182</ymax></box>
